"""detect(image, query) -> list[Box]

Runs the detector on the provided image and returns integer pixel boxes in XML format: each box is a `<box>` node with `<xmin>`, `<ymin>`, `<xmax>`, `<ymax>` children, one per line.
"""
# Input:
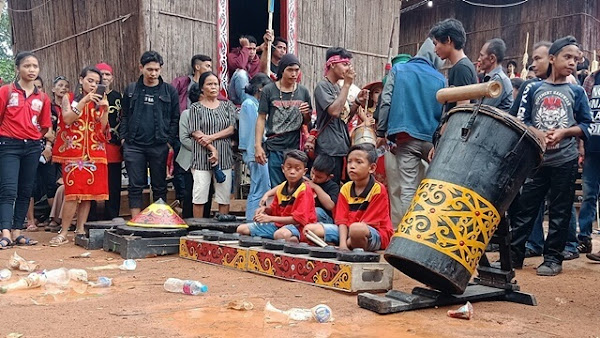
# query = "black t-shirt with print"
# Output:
<box><xmin>133</xmin><ymin>84</ymin><xmax>158</xmax><ymax>146</ymax></box>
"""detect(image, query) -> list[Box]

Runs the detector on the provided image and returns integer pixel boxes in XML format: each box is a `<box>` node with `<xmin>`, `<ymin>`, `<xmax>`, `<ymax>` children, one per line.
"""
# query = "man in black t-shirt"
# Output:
<box><xmin>428</xmin><ymin>18</ymin><xmax>477</xmax><ymax>160</ymax></box>
<box><xmin>430</xmin><ymin>18</ymin><xmax>477</xmax><ymax>111</ymax></box>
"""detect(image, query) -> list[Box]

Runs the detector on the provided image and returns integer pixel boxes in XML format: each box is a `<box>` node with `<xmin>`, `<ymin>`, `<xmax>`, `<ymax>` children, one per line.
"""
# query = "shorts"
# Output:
<box><xmin>192</xmin><ymin>169</ymin><xmax>232</xmax><ymax>205</ymax></box>
<box><xmin>366</xmin><ymin>225</ymin><xmax>382</xmax><ymax>251</ymax></box>
<box><xmin>247</xmin><ymin>222</ymin><xmax>278</xmax><ymax>239</ymax></box>
<box><xmin>314</xmin><ymin>223</ymin><xmax>340</xmax><ymax>244</ymax></box>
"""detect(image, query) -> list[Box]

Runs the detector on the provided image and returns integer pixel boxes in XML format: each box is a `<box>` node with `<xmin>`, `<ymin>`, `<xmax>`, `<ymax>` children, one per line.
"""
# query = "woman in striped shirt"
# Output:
<box><xmin>189</xmin><ymin>72</ymin><xmax>236</xmax><ymax>219</ymax></box>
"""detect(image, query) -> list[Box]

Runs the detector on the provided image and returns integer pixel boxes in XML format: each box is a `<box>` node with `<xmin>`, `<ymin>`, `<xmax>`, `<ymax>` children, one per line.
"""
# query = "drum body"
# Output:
<box><xmin>384</xmin><ymin>105</ymin><xmax>544</xmax><ymax>294</ymax></box>
<box><xmin>351</xmin><ymin>126</ymin><xmax>376</xmax><ymax>146</ymax></box>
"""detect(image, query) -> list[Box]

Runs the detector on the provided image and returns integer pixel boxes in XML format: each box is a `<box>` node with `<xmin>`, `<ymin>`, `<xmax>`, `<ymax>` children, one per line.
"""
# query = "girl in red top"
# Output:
<box><xmin>0</xmin><ymin>51</ymin><xmax>52</xmax><ymax>248</ymax></box>
<box><xmin>49</xmin><ymin>66</ymin><xmax>110</xmax><ymax>246</ymax></box>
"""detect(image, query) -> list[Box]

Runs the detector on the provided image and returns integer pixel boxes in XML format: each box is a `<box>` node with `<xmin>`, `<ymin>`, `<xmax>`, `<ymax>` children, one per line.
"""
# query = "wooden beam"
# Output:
<box><xmin>157</xmin><ymin>10</ymin><xmax>216</xmax><ymax>26</ymax></box>
<box><xmin>297</xmin><ymin>39</ymin><xmax>387</xmax><ymax>59</ymax></box>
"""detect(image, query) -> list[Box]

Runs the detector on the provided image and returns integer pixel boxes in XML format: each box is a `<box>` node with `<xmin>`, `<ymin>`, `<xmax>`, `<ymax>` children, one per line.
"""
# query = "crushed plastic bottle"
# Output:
<box><xmin>8</xmin><ymin>252</ymin><xmax>39</xmax><ymax>272</ymax></box>
<box><xmin>119</xmin><ymin>259</ymin><xmax>137</xmax><ymax>271</ymax></box>
<box><xmin>163</xmin><ymin>278</ymin><xmax>208</xmax><ymax>295</ymax></box>
<box><xmin>68</xmin><ymin>269</ymin><xmax>88</xmax><ymax>282</ymax></box>
<box><xmin>0</xmin><ymin>268</ymin><xmax>12</xmax><ymax>281</ymax></box>
<box><xmin>88</xmin><ymin>277</ymin><xmax>112</xmax><ymax>288</ymax></box>
<box><xmin>264</xmin><ymin>302</ymin><xmax>333</xmax><ymax>323</ymax></box>
<box><xmin>0</xmin><ymin>272</ymin><xmax>47</xmax><ymax>293</ymax></box>
<box><xmin>43</xmin><ymin>268</ymin><xmax>70</xmax><ymax>286</ymax></box>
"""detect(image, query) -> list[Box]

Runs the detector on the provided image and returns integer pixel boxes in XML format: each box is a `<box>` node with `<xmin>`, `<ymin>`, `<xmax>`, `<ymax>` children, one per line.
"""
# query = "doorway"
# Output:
<box><xmin>228</xmin><ymin>0</ymin><xmax>282</xmax><ymax>49</ymax></box>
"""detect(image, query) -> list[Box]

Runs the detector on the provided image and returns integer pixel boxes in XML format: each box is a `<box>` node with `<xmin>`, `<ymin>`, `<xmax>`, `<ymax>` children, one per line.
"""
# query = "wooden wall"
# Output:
<box><xmin>297</xmin><ymin>0</ymin><xmax>402</xmax><ymax>93</ymax></box>
<box><xmin>8</xmin><ymin>0</ymin><xmax>141</xmax><ymax>93</ymax></box>
<box><xmin>398</xmin><ymin>0</ymin><xmax>600</xmax><ymax>69</ymax></box>
<box><xmin>141</xmin><ymin>0</ymin><xmax>217</xmax><ymax>83</ymax></box>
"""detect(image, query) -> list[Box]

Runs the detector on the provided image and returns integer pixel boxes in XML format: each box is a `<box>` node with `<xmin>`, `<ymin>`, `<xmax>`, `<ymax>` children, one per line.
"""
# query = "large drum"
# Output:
<box><xmin>384</xmin><ymin>105</ymin><xmax>545</xmax><ymax>294</ymax></box>
<box><xmin>351</xmin><ymin>126</ymin><xmax>377</xmax><ymax>146</ymax></box>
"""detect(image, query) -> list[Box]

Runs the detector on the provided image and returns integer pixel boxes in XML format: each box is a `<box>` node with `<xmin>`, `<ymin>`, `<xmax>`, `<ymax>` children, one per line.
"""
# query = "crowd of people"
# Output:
<box><xmin>0</xmin><ymin>17</ymin><xmax>599</xmax><ymax>277</ymax></box>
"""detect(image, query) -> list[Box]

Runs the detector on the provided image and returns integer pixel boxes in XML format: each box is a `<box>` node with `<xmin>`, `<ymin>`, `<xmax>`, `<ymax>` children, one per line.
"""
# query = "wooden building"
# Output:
<box><xmin>398</xmin><ymin>0</ymin><xmax>600</xmax><ymax>68</ymax></box>
<box><xmin>8</xmin><ymin>0</ymin><xmax>401</xmax><ymax>93</ymax></box>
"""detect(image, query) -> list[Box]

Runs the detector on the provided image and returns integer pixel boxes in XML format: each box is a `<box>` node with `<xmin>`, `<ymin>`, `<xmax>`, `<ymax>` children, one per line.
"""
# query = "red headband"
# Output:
<box><xmin>324</xmin><ymin>55</ymin><xmax>351</xmax><ymax>76</ymax></box>
<box><xmin>95</xmin><ymin>62</ymin><xmax>113</xmax><ymax>74</ymax></box>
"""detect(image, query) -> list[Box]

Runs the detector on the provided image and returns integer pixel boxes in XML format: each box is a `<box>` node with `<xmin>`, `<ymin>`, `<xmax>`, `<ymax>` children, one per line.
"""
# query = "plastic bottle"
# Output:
<box><xmin>163</xmin><ymin>278</ymin><xmax>208</xmax><ymax>295</ymax></box>
<box><xmin>89</xmin><ymin>277</ymin><xmax>112</xmax><ymax>288</ymax></box>
<box><xmin>43</xmin><ymin>268</ymin><xmax>70</xmax><ymax>286</ymax></box>
<box><xmin>0</xmin><ymin>272</ymin><xmax>47</xmax><ymax>293</ymax></box>
<box><xmin>119</xmin><ymin>259</ymin><xmax>137</xmax><ymax>271</ymax></box>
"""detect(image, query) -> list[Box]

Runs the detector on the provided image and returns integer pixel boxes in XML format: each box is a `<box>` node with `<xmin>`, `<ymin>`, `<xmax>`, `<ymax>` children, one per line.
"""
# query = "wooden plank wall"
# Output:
<box><xmin>297</xmin><ymin>0</ymin><xmax>402</xmax><ymax>94</ymax></box>
<box><xmin>8</xmin><ymin>0</ymin><xmax>141</xmax><ymax>93</ymax></box>
<box><xmin>398</xmin><ymin>0</ymin><xmax>599</xmax><ymax>69</ymax></box>
<box><xmin>142</xmin><ymin>0</ymin><xmax>217</xmax><ymax>83</ymax></box>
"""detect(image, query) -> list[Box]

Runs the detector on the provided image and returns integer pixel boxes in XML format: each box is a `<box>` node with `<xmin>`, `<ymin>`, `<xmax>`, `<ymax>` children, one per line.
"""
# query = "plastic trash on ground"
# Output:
<box><xmin>88</xmin><ymin>277</ymin><xmax>112</xmax><ymax>288</ymax></box>
<box><xmin>264</xmin><ymin>302</ymin><xmax>333</xmax><ymax>323</ymax></box>
<box><xmin>43</xmin><ymin>268</ymin><xmax>70</xmax><ymax>286</ymax></box>
<box><xmin>0</xmin><ymin>272</ymin><xmax>47</xmax><ymax>294</ymax></box>
<box><xmin>8</xmin><ymin>252</ymin><xmax>39</xmax><ymax>272</ymax></box>
<box><xmin>68</xmin><ymin>269</ymin><xmax>88</xmax><ymax>282</ymax></box>
<box><xmin>119</xmin><ymin>259</ymin><xmax>137</xmax><ymax>271</ymax></box>
<box><xmin>163</xmin><ymin>278</ymin><xmax>207</xmax><ymax>295</ymax></box>
<box><xmin>447</xmin><ymin>301</ymin><xmax>474</xmax><ymax>320</ymax></box>
<box><xmin>0</xmin><ymin>268</ymin><xmax>12</xmax><ymax>281</ymax></box>
<box><xmin>227</xmin><ymin>299</ymin><xmax>254</xmax><ymax>311</ymax></box>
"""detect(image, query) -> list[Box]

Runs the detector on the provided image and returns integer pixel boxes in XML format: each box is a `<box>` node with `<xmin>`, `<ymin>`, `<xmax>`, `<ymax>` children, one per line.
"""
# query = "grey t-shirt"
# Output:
<box><xmin>314</xmin><ymin>80</ymin><xmax>350</xmax><ymax>157</ymax></box>
<box><xmin>518</xmin><ymin>81</ymin><xmax>592</xmax><ymax>167</ymax></box>
<box><xmin>258</xmin><ymin>82</ymin><xmax>312</xmax><ymax>152</ymax></box>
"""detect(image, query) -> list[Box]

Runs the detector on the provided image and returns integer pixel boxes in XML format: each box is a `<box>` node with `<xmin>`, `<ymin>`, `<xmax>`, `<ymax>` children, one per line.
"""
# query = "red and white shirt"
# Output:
<box><xmin>0</xmin><ymin>82</ymin><xmax>52</xmax><ymax>140</ymax></box>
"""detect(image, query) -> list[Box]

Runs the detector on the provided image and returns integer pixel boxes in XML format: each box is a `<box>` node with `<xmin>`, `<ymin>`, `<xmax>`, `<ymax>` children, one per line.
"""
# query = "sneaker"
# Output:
<box><xmin>562</xmin><ymin>250</ymin><xmax>579</xmax><ymax>260</ymax></box>
<box><xmin>586</xmin><ymin>251</ymin><xmax>600</xmax><ymax>262</ymax></box>
<box><xmin>524</xmin><ymin>248</ymin><xmax>542</xmax><ymax>258</ymax></box>
<box><xmin>490</xmin><ymin>261</ymin><xmax>522</xmax><ymax>270</ymax></box>
<box><xmin>577</xmin><ymin>238</ymin><xmax>593</xmax><ymax>254</ymax></box>
<box><xmin>536</xmin><ymin>261</ymin><xmax>563</xmax><ymax>276</ymax></box>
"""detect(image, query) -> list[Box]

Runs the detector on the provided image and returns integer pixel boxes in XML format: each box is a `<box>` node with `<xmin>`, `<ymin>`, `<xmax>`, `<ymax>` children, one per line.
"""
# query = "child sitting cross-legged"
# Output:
<box><xmin>304</xmin><ymin>144</ymin><xmax>394</xmax><ymax>251</ymax></box>
<box><xmin>237</xmin><ymin>150</ymin><xmax>317</xmax><ymax>242</ymax></box>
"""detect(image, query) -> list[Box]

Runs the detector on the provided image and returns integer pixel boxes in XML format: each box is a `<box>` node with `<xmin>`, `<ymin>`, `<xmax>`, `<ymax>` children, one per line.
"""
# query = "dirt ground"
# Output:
<box><xmin>1</xmin><ymin>230</ymin><xmax>599</xmax><ymax>338</ymax></box>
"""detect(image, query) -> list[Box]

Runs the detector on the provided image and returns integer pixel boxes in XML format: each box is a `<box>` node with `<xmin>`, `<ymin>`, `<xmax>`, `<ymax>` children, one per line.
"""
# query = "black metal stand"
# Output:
<box><xmin>358</xmin><ymin>218</ymin><xmax>537</xmax><ymax>314</ymax></box>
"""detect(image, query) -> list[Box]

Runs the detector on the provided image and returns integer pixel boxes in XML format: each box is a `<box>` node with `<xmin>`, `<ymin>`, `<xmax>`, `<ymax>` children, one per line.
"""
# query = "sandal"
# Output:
<box><xmin>49</xmin><ymin>235</ymin><xmax>69</xmax><ymax>247</ymax></box>
<box><xmin>26</xmin><ymin>224</ymin><xmax>39</xmax><ymax>232</ymax></box>
<box><xmin>45</xmin><ymin>220</ymin><xmax>62</xmax><ymax>233</ymax></box>
<box><xmin>13</xmin><ymin>235</ymin><xmax>38</xmax><ymax>246</ymax></box>
<box><xmin>0</xmin><ymin>237</ymin><xmax>12</xmax><ymax>250</ymax></box>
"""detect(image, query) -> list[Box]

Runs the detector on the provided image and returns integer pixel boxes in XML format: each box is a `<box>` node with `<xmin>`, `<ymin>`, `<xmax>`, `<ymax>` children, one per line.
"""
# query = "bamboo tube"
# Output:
<box><xmin>436</xmin><ymin>81</ymin><xmax>502</xmax><ymax>104</ymax></box>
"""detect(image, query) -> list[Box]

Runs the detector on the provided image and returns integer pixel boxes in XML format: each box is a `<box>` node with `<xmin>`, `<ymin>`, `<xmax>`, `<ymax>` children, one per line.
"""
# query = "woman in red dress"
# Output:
<box><xmin>49</xmin><ymin>66</ymin><xmax>109</xmax><ymax>246</ymax></box>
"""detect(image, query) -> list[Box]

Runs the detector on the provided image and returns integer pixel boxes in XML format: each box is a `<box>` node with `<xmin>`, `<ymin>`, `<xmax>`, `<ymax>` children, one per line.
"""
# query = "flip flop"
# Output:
<box><xmin>49</xmin><ymin>235</ymin><xmax>68</xmax><ymax>247</ymax></box>
<box><xmin>0</xmin><ymin>237</ymin><xmax>12</xmax><ymax>250</ymax></box>
<box><xmin>13</xmin><ymin>235</ymin><xmax>38</xmax><ymax>246</ymax></box>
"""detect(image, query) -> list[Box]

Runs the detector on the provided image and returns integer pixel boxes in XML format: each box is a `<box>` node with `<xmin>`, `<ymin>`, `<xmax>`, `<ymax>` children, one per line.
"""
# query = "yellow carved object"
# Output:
<box><xmin>396</xmin><ymin>179</ymin><xmax>501</xmax><ymax>274</ymax></box>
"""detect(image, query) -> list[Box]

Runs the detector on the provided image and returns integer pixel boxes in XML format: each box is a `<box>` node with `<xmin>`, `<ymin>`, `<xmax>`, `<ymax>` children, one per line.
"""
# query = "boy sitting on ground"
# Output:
<box><xmin>260</xmin><ymin>154</ymin><xmax>339</xmax><ymax>224</ymax></box>
<box><xmin>304</xmin><ymin>144</ymin><xmax>393</xmax><ymax>251</ymax></box>
<box><xmin>237</xmin><ymin>150</ymin><xmax>317</xmax><ymax>242</ymax></box>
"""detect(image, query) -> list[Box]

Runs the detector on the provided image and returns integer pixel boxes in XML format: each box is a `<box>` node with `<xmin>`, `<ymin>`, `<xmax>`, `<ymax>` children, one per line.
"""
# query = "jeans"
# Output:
<box><xmin>229</xmin><ymin>69</ymin><xmax>250</xmax><ymax>105</ymax></box>
<box><xmin>316</xmin><ymin>207</ymin><xmax>333</xmax><ymax>224</ymax></box>
<box><xmin>123</xmin><ymin>142</ymin><xmax>168</xmax><ymax>209</ymax></box>
<box><xmin>385</xmin><ymin>138</ymin><xmax>431</xmax><ymax>227</ymax></box>
<box><xmin>33</xmin><ymin>162</ymin><xmax>60</xmax><ymax>201</ymax></box>
<box><xmin>182</xmin><ymin>170</ymin><xmax>194</xmax><ymax>219</ymax></box>
<box><xmin>172</xmin><ymin>141</ymin><xmax>186</xmax><ymax>202</ymax></box>
<box><xmin>578</xmin><ymin>153</ymin><xmax>600</xmax><ymax>240</ymax></box>
<box><xmin>0</xmin><ymin>137</ymin><xmax>42</xmax><ymax>230</ymax></box>
<box><xmin>245</xmin><ymin>160</ymin><xmax>270</xmax><ymax>222</ymax></box>
<box><xmin>510</xmin><ymin>159</ymin><xmax>578</xmax><ymax>265</ymax></box>
<box><xmin>104</xmin><ymin>162</ymin><xmax>122</xmax><ymax>220</ymax></box>
<box><xmin>267</xmin><ymin>150</ymin><xmax>285</xmax><ymax>187</ymax></box>
<box><xmin>526</xmin><ymin>203</ymin><xmax>578</xmax><ymax>254</ymax></box>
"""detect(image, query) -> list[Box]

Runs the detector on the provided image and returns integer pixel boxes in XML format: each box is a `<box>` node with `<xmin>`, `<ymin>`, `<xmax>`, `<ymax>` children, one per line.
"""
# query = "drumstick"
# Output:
<box><xmin>306</xmin><ymin>230</ymin><xmax>327</xmax><ymax>247</ymax></box>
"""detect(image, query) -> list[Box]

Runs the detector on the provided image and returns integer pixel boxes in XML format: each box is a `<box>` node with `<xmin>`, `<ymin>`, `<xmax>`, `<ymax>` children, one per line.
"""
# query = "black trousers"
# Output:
<box><xmin>510</xmin><ymin>159</ymin><xmax>578</xmax><ymax>265</ymax></box>
<box><xmin>123</xmin><ymin>142</ymin><xmax>168</xmax><ymax>209</ymax></box>
<box><xmin>104</xmin><ymin>162</ymin><xmax>122</xmax><ymax>220</ymax></box>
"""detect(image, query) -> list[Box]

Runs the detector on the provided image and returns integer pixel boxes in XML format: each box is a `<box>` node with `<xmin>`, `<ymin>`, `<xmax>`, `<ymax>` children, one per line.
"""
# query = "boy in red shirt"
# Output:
<box><xmin>329</xmin><ymin>144</ymin><xmax>393</xmax><ymax>251</ymax></box>
<box><xmin>237</xmin><ymin>150</ymin><xmax>317</xmax><ymax>242</ymax></box>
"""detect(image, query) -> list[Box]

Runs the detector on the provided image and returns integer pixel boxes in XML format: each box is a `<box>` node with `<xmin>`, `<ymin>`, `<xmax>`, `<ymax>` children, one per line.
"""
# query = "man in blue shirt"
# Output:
<box><xmin>376</xmin><ymin>38</ymin><xmax>446</xmax><ymax>227</ymax></box>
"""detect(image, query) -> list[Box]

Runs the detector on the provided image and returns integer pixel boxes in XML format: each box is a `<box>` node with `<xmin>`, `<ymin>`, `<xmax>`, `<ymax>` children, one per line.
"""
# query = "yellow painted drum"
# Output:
<box><xmin>384</xmin><ymin>105</ymin><xmax>544</xmax><ymax>294</ymax></box>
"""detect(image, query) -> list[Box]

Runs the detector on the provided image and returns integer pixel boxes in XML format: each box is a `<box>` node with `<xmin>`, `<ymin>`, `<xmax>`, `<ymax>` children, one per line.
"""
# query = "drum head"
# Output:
<box><xmin>448</xmin><ymin>104</ymin><xmax>545</xmax><ymax>157</ymax></box>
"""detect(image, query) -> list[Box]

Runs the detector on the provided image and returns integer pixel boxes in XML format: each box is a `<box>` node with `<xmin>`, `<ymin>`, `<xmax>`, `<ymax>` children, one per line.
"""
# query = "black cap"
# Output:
<box><xmin>549</xmin><ymin>36</ymin><xmax>578</xmax><ymax>56</ymax></box>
